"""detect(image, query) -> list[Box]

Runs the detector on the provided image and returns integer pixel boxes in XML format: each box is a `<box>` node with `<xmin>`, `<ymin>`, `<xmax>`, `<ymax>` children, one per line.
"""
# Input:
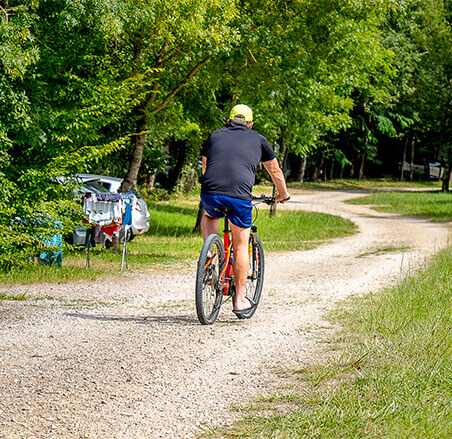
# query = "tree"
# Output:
<box><xmin>0</xmin><ymin>1</ymin><xmax>131</xmax><ymax>268</ymax></box>
<box><xmin>89</xmin><ymin>0</ymin><xmax>238</xmax><ymax>193</ymax></box>
<box><xmin>215</xmin><ymin>0</ymin><xmax>394</xmax><ymax>184</ymax></box>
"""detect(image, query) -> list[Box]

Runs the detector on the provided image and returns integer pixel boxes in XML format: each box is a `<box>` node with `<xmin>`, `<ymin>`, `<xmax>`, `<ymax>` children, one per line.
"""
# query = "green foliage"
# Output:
<box><xmin>221</xmin><ymin>0</ymin><xmax>394</xmax><ymax>156</ymax></box>
<box><xmin>0</xmin><ymin>4</ymin><xmax>39</xmax><ymax>78</ymax></box>
<box><xmin>300</xmin><ymin>0</ymin><xmax>452</xmax><ymax>181</ymax></box>
<box><xmin>1</xmin><ymin>0</ymin><xmax>450</xmax><ymax>269</ymax></box>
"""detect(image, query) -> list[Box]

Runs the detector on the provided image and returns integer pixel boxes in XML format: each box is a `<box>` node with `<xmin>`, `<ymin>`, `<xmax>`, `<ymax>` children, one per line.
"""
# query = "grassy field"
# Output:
<box><xmin>0</xmin><ymin>191</ymin><xmax>356</xmax><ymax>285</ymax></box>
<box><xmin>346</xmin><ymin>190</ymin><xmax>452</xmax><ymax>221</ymax></box>
<box><xmin>296</xmin><ymin>178</ymin><xmax>443</xmax><ymax>191</ymax></box>
<box><xmin>213</xmin><ymin>188</ymin><xmax>452</xmax><ymax>439</ymax></box>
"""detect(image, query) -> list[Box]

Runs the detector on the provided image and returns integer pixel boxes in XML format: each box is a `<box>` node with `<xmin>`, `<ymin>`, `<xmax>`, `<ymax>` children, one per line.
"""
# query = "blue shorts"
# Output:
<box><xmin>200</xmin><ymin>194</ymin><xmax>252</xmax><ymax>229</ymax></box>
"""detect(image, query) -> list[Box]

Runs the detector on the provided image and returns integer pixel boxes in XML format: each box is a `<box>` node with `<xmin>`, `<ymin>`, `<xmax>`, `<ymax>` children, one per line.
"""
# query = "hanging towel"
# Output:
<box><xmin>122</xmin><ymin>202</ymin><xmax>133</xmax><ymax>226</ymax></box>
<box><xmin>95</xmin><ymin>193</ymin><xmax>122</xmax><ymax>202</ymax></box>
<box><xmin>83</xmin><ymin>196</ymin><xmax>123</xmax><ymax>226</ymax></box>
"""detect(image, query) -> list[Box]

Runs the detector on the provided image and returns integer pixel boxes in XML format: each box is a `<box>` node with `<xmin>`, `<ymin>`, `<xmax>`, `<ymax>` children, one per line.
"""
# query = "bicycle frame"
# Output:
<box><xmin>220</xmin><ymin>216</ymin><xmax>234</xmax><ymax>295</ymax></box>
<box><xmin>203</xmin><ymin>194</ymin><xmax>275</xmax><ymax>300</ymax></box>
<box><xmin>202</xmin><ymin>214</ymin><xmax>234</xmax><ymax>298</ymax></box>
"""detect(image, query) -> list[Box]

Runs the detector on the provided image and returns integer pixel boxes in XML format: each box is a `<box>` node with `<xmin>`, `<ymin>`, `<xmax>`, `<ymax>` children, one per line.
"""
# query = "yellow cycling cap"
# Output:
<box><xmin>229</xmin><ymin>104</ymin><xmax>253</xmax><ymax>122</ymax></box>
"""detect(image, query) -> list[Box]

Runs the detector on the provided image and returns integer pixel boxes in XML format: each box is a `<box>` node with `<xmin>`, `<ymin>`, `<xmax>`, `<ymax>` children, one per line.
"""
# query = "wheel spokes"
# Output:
<box><xmin>203</xmin><ymin>244</ymin><xmax>221</xmax><ymax>316</ymax></box>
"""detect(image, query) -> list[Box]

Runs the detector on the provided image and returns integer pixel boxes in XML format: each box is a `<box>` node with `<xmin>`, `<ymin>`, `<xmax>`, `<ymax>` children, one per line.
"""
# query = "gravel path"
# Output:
<box><xmin>0</xmin><ymin>190</ymin><xmax>450</xmax><ymax>438</ymax></box>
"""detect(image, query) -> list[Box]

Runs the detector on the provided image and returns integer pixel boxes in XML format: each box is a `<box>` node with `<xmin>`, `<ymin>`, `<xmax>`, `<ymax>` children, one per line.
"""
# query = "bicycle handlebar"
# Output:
<box><xmin>251</xmin><ymin>194</ymin><xmax>278</xmax><ymax>205</ymax></box>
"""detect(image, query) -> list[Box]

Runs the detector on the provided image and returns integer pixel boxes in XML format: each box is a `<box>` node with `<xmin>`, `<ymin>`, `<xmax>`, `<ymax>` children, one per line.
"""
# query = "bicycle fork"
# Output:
<box><xmin>250</xmin><ymin>225</ymin><xmax>258</xmax><ymax>280</ymax></box>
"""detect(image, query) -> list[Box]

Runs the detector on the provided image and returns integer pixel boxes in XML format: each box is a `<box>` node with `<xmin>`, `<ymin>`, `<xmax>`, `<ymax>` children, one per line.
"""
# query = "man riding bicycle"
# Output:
<box><xmin>200</xmin><ymin>104</ymin><xmax>290</xmax><ymax>317</ymax></box>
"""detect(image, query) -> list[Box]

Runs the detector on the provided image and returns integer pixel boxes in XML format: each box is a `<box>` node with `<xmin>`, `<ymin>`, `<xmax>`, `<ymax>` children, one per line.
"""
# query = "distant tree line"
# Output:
<box><xmin>0</xmin><ymin>0</ymin><xmax>451</xmax><ymax>269</ymax></box>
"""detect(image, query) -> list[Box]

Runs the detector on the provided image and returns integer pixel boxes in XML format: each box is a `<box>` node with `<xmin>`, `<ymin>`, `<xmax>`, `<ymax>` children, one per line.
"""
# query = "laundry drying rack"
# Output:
<box><xmin>82</xmin><ymin>192</ymin><xmax>136</xmax><ymax>271</ymax></box>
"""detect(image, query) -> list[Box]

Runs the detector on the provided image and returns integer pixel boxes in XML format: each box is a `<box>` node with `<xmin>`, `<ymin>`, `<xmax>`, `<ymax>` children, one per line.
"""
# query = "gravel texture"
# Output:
<box><xmin>0</xmin><ymin>190</ymin><xmax>450</xmax><ymax>438</ymax></box>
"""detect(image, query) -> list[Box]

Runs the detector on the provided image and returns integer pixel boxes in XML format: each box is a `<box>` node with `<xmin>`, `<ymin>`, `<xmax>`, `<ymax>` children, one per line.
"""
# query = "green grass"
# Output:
<box><xmin>356</xmin><ymin>245</ymin><xmax>411</xmax><ymax>258</ymax></box>
<box><xmin>215</xmin><ymin>247</ymin><xmax>452</xmax><ymax>438</ymax></box>
<box><xmin>0</xmin><ymin>196</ymin><xmax>356</xmax><ymax>285</ymax></box>
<box><xmin>255</xmin><ymin>208</ymin><xmax>357</xmax><ymax>251</ymax></box>
<box><xmin>0</xmin><ymin>292</ymin><xmax>28</xmax><ymax>301</ymax></box>
<box><xmin>346</xmin><ymin>190</ymin><xmax>452</xmax><ymax>221</ymax></box>
<box><xmin>291</xmin><ymin>178</ymin><xmax>442</xmax><ymax>191</ymax></box>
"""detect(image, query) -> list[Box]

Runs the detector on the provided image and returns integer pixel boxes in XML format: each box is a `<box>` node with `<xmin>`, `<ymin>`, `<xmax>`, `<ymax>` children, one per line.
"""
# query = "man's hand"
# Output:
<box><xmin>275</xmin><ymin>192</ymin><xmax>290</xmax><ymax>203</ymax></box>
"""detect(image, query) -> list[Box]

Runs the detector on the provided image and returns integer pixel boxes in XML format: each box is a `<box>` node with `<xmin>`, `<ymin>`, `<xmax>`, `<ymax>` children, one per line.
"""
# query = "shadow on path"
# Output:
<box><xmin>65</xmin><ymin>311</ymin><xmax>198</xmax><ymax>326</ymax></box>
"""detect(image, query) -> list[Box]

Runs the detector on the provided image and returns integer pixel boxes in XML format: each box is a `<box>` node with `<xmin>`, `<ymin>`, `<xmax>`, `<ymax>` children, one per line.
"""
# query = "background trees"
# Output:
<box><xmin>323</xmin><ymin>0</ymin><xmax>452</xmax><ymax>184</ymax></box>
<box><xmin>1</xmin><ymin>0</ymin><xmax>450</xmax><ymax>269</ymax></box>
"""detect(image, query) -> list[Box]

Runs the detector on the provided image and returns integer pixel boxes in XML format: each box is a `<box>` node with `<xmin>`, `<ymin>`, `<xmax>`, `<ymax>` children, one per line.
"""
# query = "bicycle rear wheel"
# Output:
<box><xmin>243</xmin><ymin>234</ymin><xmax>265</xmax><ymax>318</ymax></box>
<box><xmin>195</xmin><ymin>234</ymin><xmax>225</xmax><ymax>325</ymax></box>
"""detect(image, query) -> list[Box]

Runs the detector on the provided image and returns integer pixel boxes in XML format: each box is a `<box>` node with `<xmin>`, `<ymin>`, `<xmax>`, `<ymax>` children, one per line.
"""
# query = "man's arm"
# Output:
<box><xmin>202</xmin><ymin>156</ymin><xmax>207</xmax><ymax>175</ymax></box>
<box><xmin>263</xmin><ymin>158</ymin><xmax>290</xmax><ymax>203</ymax></box>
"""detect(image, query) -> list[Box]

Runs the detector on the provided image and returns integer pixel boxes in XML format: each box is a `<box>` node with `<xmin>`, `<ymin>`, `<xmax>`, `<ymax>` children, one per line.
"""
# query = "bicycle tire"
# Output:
<box><xmin>195</xmin><ymin>234</ymin><xmax>225</xmax><ymax>325</ymax></box>
<box><xmin>242</xmin><ymin>234</ymin><xmax>265</xmax><ymax>319</ymax></box>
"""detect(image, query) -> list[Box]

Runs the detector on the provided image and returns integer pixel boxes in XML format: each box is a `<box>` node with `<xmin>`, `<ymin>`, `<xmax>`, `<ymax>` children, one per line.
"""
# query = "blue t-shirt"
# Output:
<box><xmin>201</xmin><ymin>122</ymin><xmax>276</xmax><ymax>201</ymax></box>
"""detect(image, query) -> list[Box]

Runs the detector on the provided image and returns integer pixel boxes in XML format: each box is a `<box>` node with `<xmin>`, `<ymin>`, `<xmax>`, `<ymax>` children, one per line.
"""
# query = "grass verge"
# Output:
<box><xmin>346</xmin><ymin>190</ymin><xmax>452</xmax><ymax>221</ymax></box>
<box><xmin>0</xmin><ymin>195</ymin><xmax>356</xmax><ymax>285</ymax></box>
<box><xmin>215</xmin><ymin>246</ymin><xmax>452</xmax><ymax>438</ymax></box>
<box><xmin>291</xmin><ymin>178</ymin><xmax>442</xmax><ymax>191</ymax></box>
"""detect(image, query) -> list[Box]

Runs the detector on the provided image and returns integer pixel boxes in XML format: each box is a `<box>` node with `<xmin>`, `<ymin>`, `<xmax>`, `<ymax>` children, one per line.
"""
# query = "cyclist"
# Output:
<box><xmin>200</xmin><ymin>104</ymin><xmax>290</xmax><ymax>317</ymax></box>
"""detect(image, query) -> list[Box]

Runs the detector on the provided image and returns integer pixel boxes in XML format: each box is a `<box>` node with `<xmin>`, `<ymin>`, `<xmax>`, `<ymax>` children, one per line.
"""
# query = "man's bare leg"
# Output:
<box><xmin>230</xmin><ymin>223</ymin><xmax>251</xmax><ymax>311</ymax></box>
<box><xmin>201</xmin><ymin>213</ymin><xmax>220</xmax><ymax>240</ymax></box>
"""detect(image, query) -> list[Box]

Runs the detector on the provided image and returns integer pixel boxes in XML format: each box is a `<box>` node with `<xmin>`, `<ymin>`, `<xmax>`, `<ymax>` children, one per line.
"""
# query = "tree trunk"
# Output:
<box><xmin>442</xmin><ymin>147</ymin><xmax>452</xmax><ymax>192</ymax></box>
<box><xmin>322</xmin><ymin>159</ymin><xmax>327</xmax><ymax>181</ymax></box>
<box><xmin>183</xmin><ymin>168</ymin><xmax>197</xmax><ymax>193</ymax></box>
<box><xmin>119</xmin><ymin>55</ymin><xmax>210</xmax><ymax>194</ymax></box>
<box><xmin>442</xmin><ymin>169</ymin><xmax>451</xmax><ymax>192</ymax></box>
<box><xmin>359</xmin><ymin>114</ymin><xmax>368</xmax><ymax>181</ymax></box>
<box><xmin>313</xmin><ymin>158</ymin><xmax>324</xmax><ymax>181</ymax></box>
<box><xmin>193</xmin><ymin>202</ymin><xmax>205</xmax><ymax>234</ymax></box>
<box><xmin>358</xmin><ymin>155</ymin><xmax>365</xmax><ymax>180</ymax></box>
<box><xmin>167</xmin><ymin>140</ymin><xmax>187</xmax><ymax>191</ymax></box>
<box><xmin>329</xmin><ymin>159</ymin><xmax>334</xmax><ymax>180</ymax></box>
<box><xmin>271</xmin><ymin>137</ymin><xmax>289</xmax><ymax>217</ymax></box>
<box><xmin>296</xmin><ymin>155</ymin><xmax>307</xmax><ymax>183</ymax></box>
<box><xmin>270</xmin><ymin>185</ymin><xmax>277</xmax><ymax>217</ymax></box>
<box><xmin>312</xmin><ymin>164</ymin><xmax>319</xmax><ymax>181</ymax></box>
<box><xmin>409</xmin><ymin>139</ymin><xmax>415</xmax><ymax>181</ymax></box>
<box><xmin>119</xmin><ymin>117</ymin><xmax>147</xmax><ymax>193</ymax></box>
<box><xmin>400</xmin><ymin>135</ymin><xmax>409</xmax><ymax>182</ymax></box>
<box><xmin>147</xmin><ymin>173</ymin><xmax>156</xmax><ymax>192</ymax></box>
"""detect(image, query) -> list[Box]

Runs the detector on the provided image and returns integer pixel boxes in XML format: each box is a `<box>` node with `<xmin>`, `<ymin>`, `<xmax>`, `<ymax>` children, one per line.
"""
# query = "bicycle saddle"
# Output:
<box><xmin>214</xmin><ymin>206</ymin><xmax>232</xmax><ymax>216</ymax></box>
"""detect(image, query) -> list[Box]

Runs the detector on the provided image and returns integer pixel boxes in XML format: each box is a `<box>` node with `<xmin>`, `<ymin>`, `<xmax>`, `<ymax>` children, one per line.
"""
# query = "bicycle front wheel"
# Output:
<box><xmin>195</xmin><ymin>234</ymin><xmax>225</xmax><ymax>325</ymax></box>
<box><xmin>244</xmin><ymin>235</ymin><xmax>265</xmax><ymax>318</ymax></box>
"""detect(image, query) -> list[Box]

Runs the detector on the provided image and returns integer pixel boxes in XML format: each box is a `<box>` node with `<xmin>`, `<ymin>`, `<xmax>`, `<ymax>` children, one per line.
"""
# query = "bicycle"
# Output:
<box><xmin>195</xmin><ymin>194</ymin><xmax>275</xmax><ymax>325</ymax></box>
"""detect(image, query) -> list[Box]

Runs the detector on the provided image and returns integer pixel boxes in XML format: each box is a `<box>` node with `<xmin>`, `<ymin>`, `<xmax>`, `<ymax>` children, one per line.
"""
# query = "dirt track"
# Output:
<box><xmin>0</xmin><ymin>190</ymin><xmax>450</xmax><ymax>438</ymax></box>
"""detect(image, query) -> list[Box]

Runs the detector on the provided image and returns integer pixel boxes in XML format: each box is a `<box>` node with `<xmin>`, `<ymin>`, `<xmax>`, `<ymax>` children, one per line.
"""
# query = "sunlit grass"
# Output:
<box><xmin>213</xmin><ymin>247</ymin><xmax>452</xmax><ymax>438</ymax></box>
<box><xmin>0</xmin><ymin>292</ymin><xmax>28</xmax><ymax>301</ymax></box>
<box><xmin>346</xmin><ymin>190</ymin><xmax>452</xmax><ymax>221</ymax></box>
<box><xmin>0</xmin><ymin>262</ymin><xmax>104</xmax><ymax>285</ymax></box>
<box><xmin>254</xmin><ymin>208</ymin><xmax>357</xmax><ymax>251</ymax></box>
<box><xmin>291</xmin><ymin>178</ymin><xmax>442</xmax><ymax>191</ymax></box>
